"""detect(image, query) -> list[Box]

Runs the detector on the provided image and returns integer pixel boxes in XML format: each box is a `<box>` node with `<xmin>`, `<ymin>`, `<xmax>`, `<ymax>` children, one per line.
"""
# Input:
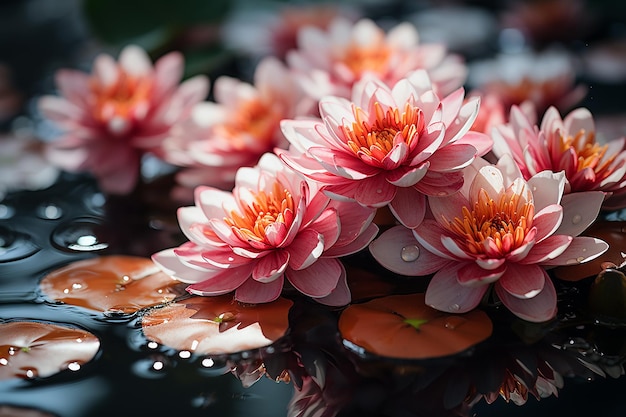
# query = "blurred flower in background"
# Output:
<box><xmin>161</xmin><ymin>56</ymin><xmax>303</xmax><ymax>199</ymax></box>
<box><xmin>39</xmin><ymin>45</ymin><xmax>208</xmax><ymax>195</ymax></box>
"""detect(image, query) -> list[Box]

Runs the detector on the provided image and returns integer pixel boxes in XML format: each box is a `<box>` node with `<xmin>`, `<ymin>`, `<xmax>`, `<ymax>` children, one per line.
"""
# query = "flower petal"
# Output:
<box><xmin>287</xmin><ymin>229</ymin><xmax>325</xmax><ymax>270</ymax></box>
<box><xmin>457</xmin><ymin>262</ymin><xmax>505</xmax><ymax>286</ymax></box>
<box><xmin>543</xmin><ymin>236</ymin><xmax>609</xmax><ymax>267</ymax></box>
<box><xmin>556</xmin><ymin>191</ymin><xmax>605</xmax><ymax>237</ymax></box>
<box><xmin>235</xmin><ymin>275</ymin><xmax>284</xmax><ymax>304</ymax></box>
<box><xmin>495</xmin><ymin>271</ymin><xmax>557</xmax><ymax>323</ymax></box>
<box><xmin>497</xmin><ymin>264</ymin><xmax>546</xmax><ymax>299</ymax></box>
<box><xmin>388</xmin><ymin>187</ymin><xmax>427</xmax><ymax>228</ymax></box>
<box><xmin>186</xmin><ymin>264</ymin><xmax>255</xmax><ymax>296</ymax></box>
<box><xmin>369</xmin><ymin>226</ymin><xmax>445</xmax><ymax>276</ymax></box>
<box><xmin>425</xmin><ymin>263</ymin><xmax>488</xmax><ymax>313</ymax></box>
<box><xmin>287</xmin><ymin>258</ymin><xmax>343</xmax><ymax>298</ymax></box>
<box><xmin>312</xmin><ymin>264</ymin><xmax>351</xmax><ymax>306</ymax></box>
<box><xmin>252</xmin><ymin>250</ymin><xmax>289</xmax><ymax>282</ymax></box>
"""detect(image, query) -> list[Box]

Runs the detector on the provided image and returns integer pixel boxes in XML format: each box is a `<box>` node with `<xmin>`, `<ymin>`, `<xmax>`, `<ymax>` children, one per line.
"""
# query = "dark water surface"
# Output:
<box><xmin>1</xmin><ymin>173</ymin><xmax>625</xmax><ymax>417</ymax></box>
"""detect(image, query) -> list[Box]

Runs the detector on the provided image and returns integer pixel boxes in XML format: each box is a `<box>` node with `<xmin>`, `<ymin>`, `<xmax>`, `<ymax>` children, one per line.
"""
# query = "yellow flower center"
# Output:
<box><xmin>224</xmin><ymin>180</ymin><xmax>295</xmax><ymax>244</ymax></box>
<box><xmin>342</xmin><ymin>43</ymin><xmax>392</xmax><ymax>77</ymax></box>
<box><xmin>558</xmin><ymin>130</ymin><xmax>616</xmax><ymax>176</ymax></box>
<box><xmin>443</xmin><ymin>188</ymin><xmax>535</xmax><ymax>256</ymax></box>
<box><xmin>214</xmin><ymin>99</ymin><xmax>282</xmax><ymax>150</ymax></box>
<box><xmin>342</xmin><ymin>102</ymin><xmax>424</xmax><ymax>165</ymax></box>
<box><xmin>90</xmin><ymin>71</ymin><xmax>153</xmax><ymax>123</ymax></box>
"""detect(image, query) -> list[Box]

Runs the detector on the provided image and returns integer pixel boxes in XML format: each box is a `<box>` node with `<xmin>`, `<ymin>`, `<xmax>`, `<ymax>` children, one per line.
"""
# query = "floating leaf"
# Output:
<box><xmin>141</xmin><ymin>295</ymin><xmax>293</xmax><ymax>355</ymax></box>
<box><xmin>0</xmin><ymin>321</ymin><xmax>100</xmax><ymax>380</ymax></box>
<box><xmin>338</xmin><ymin>293</ymin><xmax>493</xmax><ymax>359</ymax></box>
<box><xmin>39</xmin><ymin>255</ymin><xmax>184</xmax><ymax>314</ymax></box>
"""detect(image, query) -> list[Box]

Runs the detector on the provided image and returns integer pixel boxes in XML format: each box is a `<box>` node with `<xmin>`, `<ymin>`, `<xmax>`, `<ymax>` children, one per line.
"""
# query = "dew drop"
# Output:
<box><xmin>24</xmin><ymin>368</ymin><xmax>38</xmax><ymax>379</ymax></box>
<box><xmin>201</xmin><ymin>358</ymin><xmax>215</xmax><ymax>367</ymax></box>
<box><xmin>571</xmin><ymin>214</ymin><xmax>582</xmax><ymax>224</ymax></box>
<box><xmin>0</xmin><ymin>226</ymin><xmax>40</xmax><ymax>262</ymax></box>
<box><xmin>0</xmin><ymin>204</ymin><xmax>15</xmax><ymax>219</ymax></box>
<box><xmin>0</xmin><ymin>357</ymin><xmax>8</xmax><ymax>365</ymax></box>
<box><xmin>36</xmin><ymin>202</ymin><xmax>63</xmax><ymax>219</ymax></box>
<box><xmin>444</xmin><ymin>316</ymin><xmax>467</xmax><ymax>329</ymax></box>
<box><xmin>401</xmin><ymin>245</ymin><xmax>420</xmax><ymax>262</ymax></box>
<box><xmin>179</xmin><ymin>350</ymin><xmax>192</xmax><ymax>359</ymax></box>
<box><xmin>51</xmin><ymin>219</ymin><xmax>108</xmax><ymax>252</ymax></box>
<box><xmin>376</xmin><ymin>189</ymin><xmax>382</xmax><ymax>194</ymax></box>
<box><xmin>67</xmin><ymin>361</ymin><xmax>81</xmax><ymax>371</ymax></box>
<box><xmin>450</xmin><ymin>303</ymin><xmax>460</xmax><ymax>311</ymax></box>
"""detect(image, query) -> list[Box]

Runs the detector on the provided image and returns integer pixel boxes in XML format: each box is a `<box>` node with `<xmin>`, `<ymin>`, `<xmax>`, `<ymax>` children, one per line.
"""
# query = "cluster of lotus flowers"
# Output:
<box><xmin>38</xmin><ymin>16</ymin><xmax>626</xmax><ymax>324</ymax></box>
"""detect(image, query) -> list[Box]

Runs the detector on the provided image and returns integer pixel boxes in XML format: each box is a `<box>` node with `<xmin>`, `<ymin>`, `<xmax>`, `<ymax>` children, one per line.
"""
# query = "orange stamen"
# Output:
<box><xmin>443</xmin><ymin>188</ymin><xmax>534</xmax><ymax>257</ymax></box>
<box><xmin>224</xmin><ymin>180</ymin><xmax>295</xmax><ymax>244</ymax></box>
<box><xmin>90</xmin><ymin>70</ymin><xmax>153</xmax><ymax>123</ymax></box>
<box><xmin>341</xmin><ymin>102</ymin><xmax>424</xmax><ymax>166</ymax></box>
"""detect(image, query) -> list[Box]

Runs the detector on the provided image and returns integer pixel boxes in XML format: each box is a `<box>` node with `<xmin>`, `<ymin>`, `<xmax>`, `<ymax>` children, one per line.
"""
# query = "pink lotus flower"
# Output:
<box><xmin>466</xmin><ymin>50</ymin><xmax>586</xmax><ymax>114</ymax></box>
<box><xmin>369</xmin><ymin>155</ymin><xmax>608</xmax><ymax>322</ymax></box>
<box><xmin>286</xmin><ymin>17</ymin><xmax>467</xmax><ymax>109</ymax></box>
<box><xmin>492</xmin><ymin>105</ymin><xmax>626</xmax><ymax>209</ymax></box>
<box><xmin>277</xmin><ymin>70</ymin><xmax>492</xmax><ymax>229</ymax></box>
<box><xmin>161</xmin><ymin>57</ymin><xmax>303</xmax><ymax>194</ymax></box>
<box><xmin>39</xmin><ymin>45</ymin><xmax>209</xmax><ymax>194</ymax></box>
<box><xmin>152</xmin><ymin>153</ymin><xmax>379</xmax><ymax>306</ymax></box>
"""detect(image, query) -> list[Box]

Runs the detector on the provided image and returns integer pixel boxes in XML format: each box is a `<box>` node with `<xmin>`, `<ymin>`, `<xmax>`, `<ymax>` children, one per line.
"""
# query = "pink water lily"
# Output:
<box><xmin>369</xmin><ymin>155</ymin><xmax>608</xmax><ymax>322</ymax></box>
<box><xmin>161</xmin><ymin>57</ymin><xmax>303</xmax><ymax>194</ymax></box>
<box><xmin>277</xmin><ymin>70</ymin><xmax>492</xmax><ymax>228</ymax></box>
<box><xmin>492</xmin><ymin>105</ymin><xmax>626</xmax><ymax>209</ymax></box>
<box><xmin>286</xmin><ymin>17</ymin><xmax>467</xmax><ymax>109</ymax></box>
<box><xmin>152</xmin><ymin>153</ymin><xmax>379</xmax><ymax>306</ymax></box>
<box><xmin>39</xmin><ymin>45</ymin><xmax>208</xmax><ymax>194</ymax></box>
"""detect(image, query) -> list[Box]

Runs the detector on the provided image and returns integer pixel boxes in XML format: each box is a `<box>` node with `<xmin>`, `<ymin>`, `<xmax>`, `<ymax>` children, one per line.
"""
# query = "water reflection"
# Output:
<box><xmin>1</xmin><ymin>170</ymin><xmax>626</xmax><ymax>417</ymax></box>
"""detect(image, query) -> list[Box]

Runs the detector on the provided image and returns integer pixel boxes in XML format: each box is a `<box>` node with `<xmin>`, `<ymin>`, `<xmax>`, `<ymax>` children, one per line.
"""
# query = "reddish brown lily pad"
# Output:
<box><xmin>338</xmin><ymin>293</ymin><xmax>493</xmax><ymax>359</ymax></box>
<box><xmin>141</xmin><ymin>295</ymin><xmax>293</xmax><ymax>355</ymax></box>
<box><xmin>0</xmin><ymin>321</ymin><xmax>100</xmax><ymax>380</ymax></box>
<box><xmin>39</xmin><ymin>255</ymin><xmax>184</xmax><ymax>313</ymax></box>
<box><xmin>553</xmin><ymin>220</ymin><xmax>626</xmax><ymax>282</ymax></box>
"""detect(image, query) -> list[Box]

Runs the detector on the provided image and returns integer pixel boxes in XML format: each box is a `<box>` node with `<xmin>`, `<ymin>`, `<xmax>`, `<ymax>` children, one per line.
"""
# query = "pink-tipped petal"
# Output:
<box><xmin>287</xmin><ymin>258</ymin><xmax>342</xmax><ymax>298</ymax></box>
<box><xmin>425</xmin><ymin>263</ymin><xmax>488</xmax><ymax>313</ymax></box>
<box><xmin>251</xmin><ymin>250</ymin><xmax>290</xmax><ymax>283</ymax></box>
<box><xmin>235</xmin><ymin>276</ymin><xmax>284</xmax><ymax>304</ymax></box>
<box><xmin>388</xmin><ymin>187</ymin><xmax>427</xmax><ymax>229</ymax></box>
<box><xmin>287</xmin><ymin>229</ymin><xmax>325</xmax><ymax>270</ymax></box>
<box><xmin>495</xmin><ymin>272</ymin><xmax>557</xmax><ymax>323</ymax></box>
<box><xmin>312</xmin><ymin>264</ymin><xmax>351</xmax><ymax>306</ymax></box>
<box><xmin>497</xmin><ymin>264</ymin><xmax>546</xmax><ymax>299</ymax></box>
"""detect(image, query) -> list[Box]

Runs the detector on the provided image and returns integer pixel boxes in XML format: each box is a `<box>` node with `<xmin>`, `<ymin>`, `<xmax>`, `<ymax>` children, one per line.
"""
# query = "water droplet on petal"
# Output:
<box><xmin>376</xmin><ymin>189</ymin><xmax>382</xmax><ymax>194</ymax></box>
<box><xmin>401</xmin><ymin>245</ymin><xmax>420</xmax><ymax>262</ymax></box>
<box><xmin>450</xmin><ymin>303</ymin><xmax>460</xmax><ymax>311</ymax></box>
<box><xmin>572</xmin><ymin>214</ymin><xmax>582</xmax><ymax>224</ymax></box>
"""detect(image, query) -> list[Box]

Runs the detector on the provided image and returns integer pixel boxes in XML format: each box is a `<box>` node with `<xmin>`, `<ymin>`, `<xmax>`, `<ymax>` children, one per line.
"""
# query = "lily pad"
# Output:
<box><xmin>338</xmin><ymin>293</ymin><xmax>493</xmax><ymax>359</ymax></box>
<box><xmin>39</xmin><ymin>255</ymin><xmax>184</xmax><ymax>314</ymax></box>
<box><xmin>141</xmin><ymin>295</ymin><xmax>293</xmax><ymax>355</ymax></box>
<box><xmin>0</xmin><ymin>321</ymin><xmax>100</xmax><ymax>380</ymax></box>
